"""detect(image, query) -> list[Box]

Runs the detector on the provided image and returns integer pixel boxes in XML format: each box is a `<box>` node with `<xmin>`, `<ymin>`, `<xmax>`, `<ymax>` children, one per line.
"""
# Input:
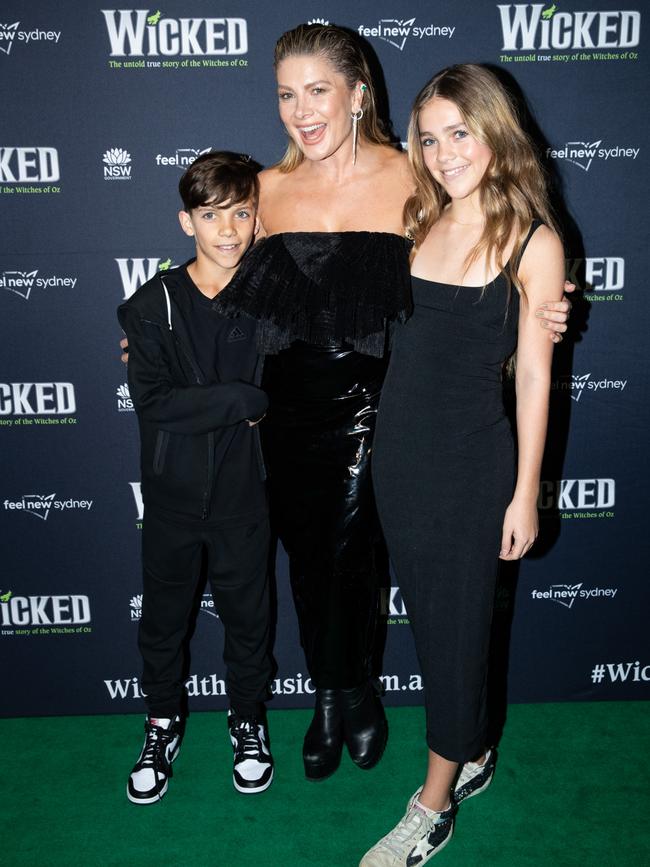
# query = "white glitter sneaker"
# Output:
<box><xmin>359</xmin><ymin>790</ymin><xmax>455</xmax><ymax>866</ymax></box>
<box><xmin>453</xmin><ymin>749</ymin><xmax>496</xmax><ymax>803</ymax></box>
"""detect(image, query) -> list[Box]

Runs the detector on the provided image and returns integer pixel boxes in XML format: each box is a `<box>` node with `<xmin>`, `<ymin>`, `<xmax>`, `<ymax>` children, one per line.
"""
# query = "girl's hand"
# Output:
<box><xmin>120</xmin><ymin>336</ymin><xmax>129</xmax><ymax>364</ymax></box>
<box><xmin>499</xmin><ymin>497</ymin><xmax>539</xmax><ymax>560</ymax></box>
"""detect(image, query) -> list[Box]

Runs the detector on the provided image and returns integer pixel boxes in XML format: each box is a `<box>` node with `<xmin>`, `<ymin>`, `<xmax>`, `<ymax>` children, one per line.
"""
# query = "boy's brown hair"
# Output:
<box><xmin>178</xmin><ymin>151</ymin><xmax>259</xmax><ymax>212</ymax></box>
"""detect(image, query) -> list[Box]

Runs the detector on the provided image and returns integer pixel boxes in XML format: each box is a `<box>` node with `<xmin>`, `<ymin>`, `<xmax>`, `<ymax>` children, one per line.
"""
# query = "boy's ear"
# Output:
<box><xmin>178</xmin><ymin>210</ymin><xmax>195</xmax><ymax>237</ymax></box>
<box><xmin>254</xmin><ymin>215</ymin><xmax>261</xmax><ymax>238</ymax></box>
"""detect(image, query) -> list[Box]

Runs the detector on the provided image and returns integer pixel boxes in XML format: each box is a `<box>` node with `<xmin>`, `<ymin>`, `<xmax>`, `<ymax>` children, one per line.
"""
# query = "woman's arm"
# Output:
<box><xmin>500</xmin><ymin>225</ymin><xmax>565</xmax><ymax>560</ymax></box>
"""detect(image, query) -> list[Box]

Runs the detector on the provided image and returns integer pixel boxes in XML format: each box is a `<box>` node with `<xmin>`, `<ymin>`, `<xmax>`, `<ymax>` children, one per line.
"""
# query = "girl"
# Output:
<box><xmin>365</xmin><ymin>64</ymin><xmax>565</xmax><ymax>865</ymax></box>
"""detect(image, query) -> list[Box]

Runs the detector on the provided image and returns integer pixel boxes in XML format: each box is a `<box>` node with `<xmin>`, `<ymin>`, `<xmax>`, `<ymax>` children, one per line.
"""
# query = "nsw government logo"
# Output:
<box><xmin>0</xmin><ymin>589</ymin><xmax>92</xmax><ymax>637</ymax></box>
<box><xmin>0</xmin><ymin>268</ymin><xmax>78</xmax><ymax>300</ymax></box>
<box><xmin>103</xmin><ymin>148</ymin><xmax>132</xmax><ymax>181</ymax></box>
<box><xmin>357</xmin><ymin>18</ymin><xmax>455</xmax><ymax>51</ymax></box>
<box><xmin>530</xmin><ymin>581</ymin><xmax>618</xmax><ymax>609</ymax></box>
<box><xmin>116</xmin><ymin>383</ymin><xmax>134</xmax><ymax>412</ymax></box>
<box><xmin>102</xmin><ymin>10</ymin><xmax>248</xmax><ymax>69</ymax></box>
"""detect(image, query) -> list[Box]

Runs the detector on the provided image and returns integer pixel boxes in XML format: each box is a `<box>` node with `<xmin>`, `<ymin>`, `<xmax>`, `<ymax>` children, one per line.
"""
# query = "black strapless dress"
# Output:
<box><xmin>372</xmin><ymin>227</ymin><xmax>537</xmax><ymax>761</ymax></box>
<box><xmin>216</xmin><ymin>232</ymin><xmax>412</xmax><ymax>687</ymax></box>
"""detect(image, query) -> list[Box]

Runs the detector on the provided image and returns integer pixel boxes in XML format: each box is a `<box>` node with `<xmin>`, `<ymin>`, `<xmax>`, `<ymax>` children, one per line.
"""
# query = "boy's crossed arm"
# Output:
<box><xmin>119</xmin><ymin>309</ymin><xmax>267</xmax><ymax>434</ymax></box>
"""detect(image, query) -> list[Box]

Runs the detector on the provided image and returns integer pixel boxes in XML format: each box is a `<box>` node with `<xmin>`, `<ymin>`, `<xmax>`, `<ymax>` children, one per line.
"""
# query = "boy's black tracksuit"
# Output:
<box><xmin>118</xmin><ymin>262</ymin><xmax>272</xmax><ymax>718</ymax></box>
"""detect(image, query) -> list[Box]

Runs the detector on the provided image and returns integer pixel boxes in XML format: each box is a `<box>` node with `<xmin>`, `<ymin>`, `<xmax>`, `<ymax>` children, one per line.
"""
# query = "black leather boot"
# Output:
<box><xmin>302</xmin><ymin>689</ymin><xmax>343</xmax><ymax>781</ymax></box>
<box><xmin>340</xmin><ymin>680</ymin><xmax>388</xmax><ymax>770</ymax></box>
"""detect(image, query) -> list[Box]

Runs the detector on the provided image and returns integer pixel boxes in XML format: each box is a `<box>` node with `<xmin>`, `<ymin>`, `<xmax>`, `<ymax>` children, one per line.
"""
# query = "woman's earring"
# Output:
<box><xmin>351</xmin><ymin>108</ymin><xmax>364</xmax><ymax>166</ymax></box>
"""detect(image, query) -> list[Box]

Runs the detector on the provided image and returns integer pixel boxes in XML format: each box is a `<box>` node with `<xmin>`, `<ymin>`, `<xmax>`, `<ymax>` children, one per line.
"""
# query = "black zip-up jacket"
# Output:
<box><xmin>117</xmin><ymin>265</ymin><xmax>268</xmax><ymax>524</ymax></box>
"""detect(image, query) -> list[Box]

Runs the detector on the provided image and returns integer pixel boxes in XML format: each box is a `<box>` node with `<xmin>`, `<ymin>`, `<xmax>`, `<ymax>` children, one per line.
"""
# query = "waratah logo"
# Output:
<box><xmin>116</xmin><ymin>383</ymin><xmax>134</xmax><ymax>412</ymax></box>
<box><xmin>497</xmin><ymin>5</ymin><xmax>640</xmax><ymax>51</ymax></box>
<box><xmin>129</xmin><ymin>594</ymin><xmax>143</xmax><ymax>620</ymax></box>
<box><xmin>357</xmin><ymin>18</ymin><xmax>455</xmax><ymax>51</ymax></box>
<box><xmin>103</xmin><ymin>148</ymin><xmax>132</xmax><ymax>180</ymax></box>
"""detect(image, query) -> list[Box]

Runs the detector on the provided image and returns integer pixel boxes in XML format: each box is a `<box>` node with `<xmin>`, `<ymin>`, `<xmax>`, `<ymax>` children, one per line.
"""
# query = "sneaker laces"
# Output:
<box><xmin>231</xmin><ymin>718</ymin><xmax>264</xmax><ymax>761</ymax></box>
<box><xmin>139</xmin><ymin>723</ymin><xmax>175</xmax><ymax>773</ymax></box>
<box><xmin>379</xmin><ymin>805</ymin><xmax>429</xmax><ymax>858</ymax></box>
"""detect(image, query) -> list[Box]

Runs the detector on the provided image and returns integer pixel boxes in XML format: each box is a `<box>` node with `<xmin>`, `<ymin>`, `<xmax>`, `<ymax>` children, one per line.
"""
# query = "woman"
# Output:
<box><xmin>215</xmin><ymin>26</ymin><xmax>569</xmax><ymax>783</ymax></box>
<box><xmin>362</xmin><ymin>64</ymin><xmax>565</xmax><ymax>866</ymax></box>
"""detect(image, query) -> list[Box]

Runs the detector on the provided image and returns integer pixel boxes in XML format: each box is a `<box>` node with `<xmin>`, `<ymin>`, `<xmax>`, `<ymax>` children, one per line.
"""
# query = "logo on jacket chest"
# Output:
<box><xmin>227</xmin><ymin>325</ymin><xmax>246</xmax><ymax>342</ymax></box>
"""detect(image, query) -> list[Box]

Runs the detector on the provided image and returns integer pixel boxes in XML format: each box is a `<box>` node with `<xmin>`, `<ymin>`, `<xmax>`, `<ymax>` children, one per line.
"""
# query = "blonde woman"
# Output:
<box><xmin>364</xmin><ymin>64</ymin><xmax>565</xmax><ymax>865</ymax></box>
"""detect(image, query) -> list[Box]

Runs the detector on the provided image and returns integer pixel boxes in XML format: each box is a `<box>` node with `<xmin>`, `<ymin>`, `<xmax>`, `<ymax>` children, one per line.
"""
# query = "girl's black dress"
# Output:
<box><xmin>372</xmin><ymin>227</ymin><xmax>541</xmax><ymax>762</ymax></box>
<box><xmin>216</xmin><ymin>232</ymin><xmax>412</xmax><ymax>688</ymax></box>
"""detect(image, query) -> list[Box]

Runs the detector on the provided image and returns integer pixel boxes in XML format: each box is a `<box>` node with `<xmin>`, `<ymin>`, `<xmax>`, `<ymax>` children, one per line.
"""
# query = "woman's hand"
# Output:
<box><xmin>499</xmin><ymin>497</ymin><xmax>539</xmax><ymax>560</ymax></box>
<box><xmin>120</xmin><ymin>337</ymin><xmax>129</xmax><ymax>364</ymax></box>
<box><xmin>535</xmin><ymin>280</ymin><xmax>575</xmax><ymax>343</ymax></box>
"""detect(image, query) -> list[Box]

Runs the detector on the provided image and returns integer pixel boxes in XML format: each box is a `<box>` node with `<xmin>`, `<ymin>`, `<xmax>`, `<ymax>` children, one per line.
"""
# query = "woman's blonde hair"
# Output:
<box><xmin>404</xmin><ymin>64</ymin><xmax>558</xmax><ymax>294</ymax></box>
<box><xmin>274</xmin><ymin>23</ymin><xmax>389</xmax><ymax>173</ymax></box>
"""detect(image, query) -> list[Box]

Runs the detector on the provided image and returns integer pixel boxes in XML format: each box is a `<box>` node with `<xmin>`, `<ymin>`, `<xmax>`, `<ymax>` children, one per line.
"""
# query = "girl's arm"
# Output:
<box><xmin>500</xmin><ymin>225</ymin><xmax>565</xmax><ymax>560</ymax></box>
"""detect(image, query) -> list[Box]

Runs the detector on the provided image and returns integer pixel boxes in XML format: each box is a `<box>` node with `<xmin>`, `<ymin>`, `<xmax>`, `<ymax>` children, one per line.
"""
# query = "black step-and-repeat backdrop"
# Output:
<box><xmin>2</xmin><ymin>2</ymin><xmax>649</xmax><ymax>717</ymax></box>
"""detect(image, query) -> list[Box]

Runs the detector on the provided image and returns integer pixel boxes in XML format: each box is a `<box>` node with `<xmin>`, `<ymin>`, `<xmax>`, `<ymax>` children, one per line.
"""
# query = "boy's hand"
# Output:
<box><xmin>120</xmin><ymin>337</ymin><xmax>129</xmax><ymax>364</ymax></box>
<box><xmin>535</xmin><ymin>280</ymin><xmax>575</xmax><ymax>343</ymax></box>
<box><xmin>248</xmin><ymin>413</ymin><xmax>266</xmax><ymax>427</ymax></box>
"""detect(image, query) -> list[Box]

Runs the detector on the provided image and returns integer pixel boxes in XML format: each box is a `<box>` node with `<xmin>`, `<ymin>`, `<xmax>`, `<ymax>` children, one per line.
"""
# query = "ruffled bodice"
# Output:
<box><xmin>214</xmin><ymin>232</ymin><xmax>413</xmax><ymax>357</ymax></box>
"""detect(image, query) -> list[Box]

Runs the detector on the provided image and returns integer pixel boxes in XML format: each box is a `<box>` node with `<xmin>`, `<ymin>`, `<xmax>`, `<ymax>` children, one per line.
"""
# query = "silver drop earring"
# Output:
<box><xmin>351</xmin><ymin>108</ymin><xmax>364</xmax><ymax>166</ymax></box>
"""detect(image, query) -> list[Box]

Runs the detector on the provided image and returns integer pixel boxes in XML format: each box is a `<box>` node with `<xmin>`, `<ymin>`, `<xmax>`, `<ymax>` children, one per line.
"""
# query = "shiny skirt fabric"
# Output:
<box><xmin>261</xmin><ymin>341</ymin><xmax>389</xmax><ymax>688</ymax></box>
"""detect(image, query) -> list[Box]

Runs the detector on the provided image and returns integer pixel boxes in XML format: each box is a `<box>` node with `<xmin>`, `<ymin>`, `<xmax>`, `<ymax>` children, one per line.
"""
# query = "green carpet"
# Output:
<box><xmin>1</xmin><ymin>703</ymin><xmax>648</xmax><ymax>866</ymax></box>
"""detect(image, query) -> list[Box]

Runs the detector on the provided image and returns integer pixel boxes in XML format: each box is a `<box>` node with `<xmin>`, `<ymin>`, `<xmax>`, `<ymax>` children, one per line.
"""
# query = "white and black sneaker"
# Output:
<box><xmin>453</xmin><ymin>749</ymin><xmax>496</xmax><ymax>804</ymax></box>
<box><xmin>228</xmin><ymin>710</ymin><xmax>274</xmax><ymax>794</ymax></box>
<box><xmin>127</xmin><ymin>715</ymin><xmax>183</xmax><ymax>805</ymax></box>
<box><xmin>359</xmin><ymin>790</ymin><xmax>456</xmax><ymax>867</ymax></box>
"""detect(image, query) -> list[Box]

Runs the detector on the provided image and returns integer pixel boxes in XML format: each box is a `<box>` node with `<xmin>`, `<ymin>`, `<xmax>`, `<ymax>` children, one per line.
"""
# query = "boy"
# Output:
<box><xmin>118</xmin><ymin>152</ymin><xmax>273</xmax><ymax>804</ymax></box>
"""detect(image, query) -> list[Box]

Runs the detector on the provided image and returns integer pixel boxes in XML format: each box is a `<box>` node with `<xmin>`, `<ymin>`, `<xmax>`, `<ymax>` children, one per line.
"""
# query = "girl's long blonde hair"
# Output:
<box><xmin>274</xmin><ymin>23</ymin><xmax>390</xmax><ymax>173</ymax></box>
<box><xmin>404</xmin><ymin>64</ymin><xmax>559</xmax><ymax>294</ymax></box>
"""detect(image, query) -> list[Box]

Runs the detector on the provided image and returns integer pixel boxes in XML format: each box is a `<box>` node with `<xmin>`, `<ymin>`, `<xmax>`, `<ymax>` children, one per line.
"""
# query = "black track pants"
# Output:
<box><xmin>138</xmin><ymin>510</ymin><xmax>272</xmax><ymax>718</ymax></box>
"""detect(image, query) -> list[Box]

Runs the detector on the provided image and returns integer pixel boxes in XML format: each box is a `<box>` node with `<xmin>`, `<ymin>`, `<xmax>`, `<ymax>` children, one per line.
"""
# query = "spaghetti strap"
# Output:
<box><xmin>513</xmin><ymin>219</ymin><xmax>544</xmax><ymax>271</ymax></box>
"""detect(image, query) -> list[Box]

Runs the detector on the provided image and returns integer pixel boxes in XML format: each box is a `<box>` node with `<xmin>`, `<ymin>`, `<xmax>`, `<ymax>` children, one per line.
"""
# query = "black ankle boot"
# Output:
<box><xmin>303</xmin><ymin>688</ymin><xmax>343</xmax><ymax>781</ymax></box>
<box><xmin>340</xmin><ymin>680</ymin><xmax>388</xmax><ymax>770</ymax></box>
